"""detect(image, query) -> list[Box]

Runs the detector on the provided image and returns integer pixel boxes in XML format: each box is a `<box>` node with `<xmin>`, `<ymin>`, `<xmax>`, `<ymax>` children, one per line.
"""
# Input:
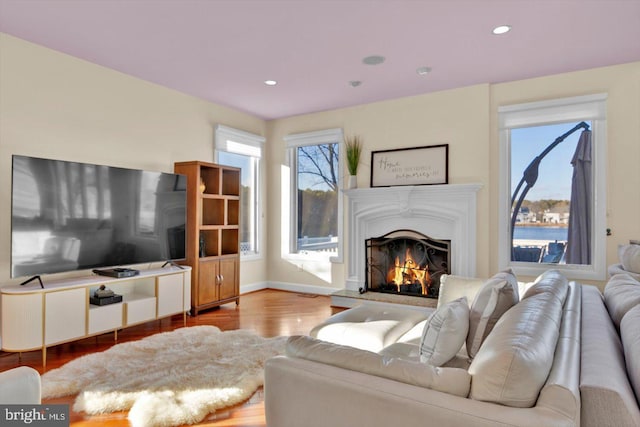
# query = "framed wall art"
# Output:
<box><xmin>370</xmin><ymin>144</ymin><xmax>448</xmax><ymax>187</ymax></box>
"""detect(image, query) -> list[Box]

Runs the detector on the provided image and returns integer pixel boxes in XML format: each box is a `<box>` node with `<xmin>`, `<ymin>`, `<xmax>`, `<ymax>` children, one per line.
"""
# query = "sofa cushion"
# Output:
<box><xmin>309</xmin><ymin>304</ymin><xmax>431</xmax><ymax>352</ymax></box>
<box><xmin>621</xmin><ymin>304</ymin><xmax>640</xmax><ymax>404</ymax></box>
<box><xmin>468</xmin><ymin>288</ymin><xmax>565</xmax><ymax>408</ymax></box>
<box><xmin>419</xmin><ymin>297</ymin><xmax>469</xmax><ymax>367</ymax></box>
<box><xmin>378</xmin><ymin>340</ymin><xmax>472</xmax><ymax>368</ymax></box>
<box><xmin>466</xmin><ymin>269</ymin><xmax>519</xmax><ymax>358</ymax></box>
<box><xmin>604</xmin><ymin>273</ymin><xmax>640</xmax><ymax>329</ymax></box>
<box><xmin>522</xmin><ymin>269</ymin><xmax>568</xmax><ymax>305</ymax></box>
<box><xmin>619</xmin><ymin>244</ymin><xmax>640</xmax><ymax>274</ymax></box>
<box><xmin>395</xmin><ymin>318</ymin><xmax>428</xmax><ymax>345</ymax></box>
<box><xmin>378</xmin><ymin>342</ymin><xmax>420</xmax><ymax>361</ymax></box>
<box><xmin>286</xmin><ymin>335</ymin><xmax>471</xmax><ymax>397</ymax></box>
<box><xmin>437</xmin><ymin>274</ymin><xmax>484</xmax><ymax>308</ymax></box>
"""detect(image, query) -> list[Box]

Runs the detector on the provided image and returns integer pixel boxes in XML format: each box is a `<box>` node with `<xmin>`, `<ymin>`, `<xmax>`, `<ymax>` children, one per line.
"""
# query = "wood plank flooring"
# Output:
<box><xmin>0</xmin><ymin>289</ymin><xmax>339</xmax><ymax>427</ymax></box>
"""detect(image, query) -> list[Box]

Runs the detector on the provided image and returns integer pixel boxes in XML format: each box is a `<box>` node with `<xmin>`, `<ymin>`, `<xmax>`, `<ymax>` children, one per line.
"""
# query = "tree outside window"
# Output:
<box><xmin>296</xmin><ymin>143</ymin><xmax>338</xmax><ymax>254</ymax></box>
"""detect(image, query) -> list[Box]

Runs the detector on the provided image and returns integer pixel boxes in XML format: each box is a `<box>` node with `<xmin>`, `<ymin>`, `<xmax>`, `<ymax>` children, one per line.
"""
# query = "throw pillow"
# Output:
<box><xmin>621</xmin><ymin>304</ymin><xmax>640</xmax><ymax>403</ymax></box>
<box><xmin>466</xmin><ymin>268</ymin><xmax>519</xmax><ymax>359</ymax></box>
<box><xmin>619</xmin><ymin>244</ymin><xmax>640</xmax><ymax>274</ymax></box>
<box><xmin>604</xmin><ymin>273</ymin><xmax>640</xmax><ymax>329</ymax></box>
<box><xmin>522</xmin><ymin>269</ymin><xmax>568</xmax><ymax>304</ymax></box>
<box><xmin>419</xmin><ymin>297</ymin><xmax>469</xmax><ymax>367</ymax></box>
<box><xmin>468</xmin><ymin>291</ymin><xmax>563</xmax><ymax>408</ymax></box>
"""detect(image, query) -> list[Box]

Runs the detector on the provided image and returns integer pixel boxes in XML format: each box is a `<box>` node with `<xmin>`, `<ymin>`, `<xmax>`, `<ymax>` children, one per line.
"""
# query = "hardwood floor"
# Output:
<box><xmin>0</xmin><ymin>289</ymin><xmax>339</xmax><ymax>427</ymax></box>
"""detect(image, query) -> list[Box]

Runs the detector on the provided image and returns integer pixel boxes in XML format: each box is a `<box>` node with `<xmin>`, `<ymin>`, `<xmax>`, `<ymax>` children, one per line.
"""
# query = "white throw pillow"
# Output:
<box><xmin>468</xmin><ymin>291</ymin><xmax>563</xmax><ymax>408</ymax></box>
<box><xmin>619</xmin><ymin>244</ymin><xmax>640</xmax><ymax>274</ymax></box>
<box><xmin>621</xmin><ymin>304</ymin><xmax>640</xmax><ymax>403</ymax></box>
<box><xmin>522</xmin><ymin>269</ymin><xmax>568</xmax><ymax>304</ymax></box>
<box><xmin>604</xmin><ymin>273</ymin><xmax>640</xmax><ymax>329</ymax></box>
<box><xmin>466</xmin><ymin>268</ymin><xmax>519</xmax><ymax>359</ymax></box>
<box><xmin>419</xmin><ymin>297</ymin><xmax>469</xmax><ymax>367</ymax></box>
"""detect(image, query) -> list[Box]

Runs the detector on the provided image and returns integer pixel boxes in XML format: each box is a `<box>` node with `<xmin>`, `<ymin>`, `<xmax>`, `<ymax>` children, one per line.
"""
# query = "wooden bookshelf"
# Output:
<box><xmin>174</xmin><ymin>161</ymin><xmax>240</xmax><ymax>314</ymax></box>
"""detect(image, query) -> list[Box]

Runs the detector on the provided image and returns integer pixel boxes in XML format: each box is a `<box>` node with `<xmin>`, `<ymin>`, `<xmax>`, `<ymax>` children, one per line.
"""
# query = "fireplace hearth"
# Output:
<box><xmin>365</xmin><ymin>230</ymin><xmax>451</xmax><ymax>298</ymax></box>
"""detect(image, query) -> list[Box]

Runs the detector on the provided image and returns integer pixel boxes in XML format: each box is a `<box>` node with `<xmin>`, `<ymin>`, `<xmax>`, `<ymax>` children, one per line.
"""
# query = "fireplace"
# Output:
<box><xmin>366</xmin><ymin>230</ymin><xmax>451</xmax><ymax>298</ymax></box>
<box><xmin>342</xmin><ymin>184</ymin><xmax>481</xmax><ymax>300</ymax></box>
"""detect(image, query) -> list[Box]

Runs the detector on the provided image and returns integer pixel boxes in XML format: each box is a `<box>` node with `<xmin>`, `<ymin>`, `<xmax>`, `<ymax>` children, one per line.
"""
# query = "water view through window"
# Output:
<box><xmin>510</xmin><ymin>121</ymin><xmax>591</xmax><ymax>264</ymax></box>
<box><xmin>513</xmin><ymin>226</ymin><xmax>568</xmax><ymax>242</ymax></box>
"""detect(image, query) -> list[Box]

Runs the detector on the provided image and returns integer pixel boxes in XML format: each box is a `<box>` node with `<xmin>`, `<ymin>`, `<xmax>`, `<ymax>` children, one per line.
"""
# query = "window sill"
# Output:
<box><xmin>285</xmin><ymin>251</ymin><xmax>339</xmax><ymax>263</ymax></box>
<box><xmin>508</xmin><ymin>262</ymin><xmax>606</xmax><ymax>281</ymax></box>
<box><xmin>240</xmin><ymin>253</ymin><xmax>262</xmax><ymax>262</ymax></box>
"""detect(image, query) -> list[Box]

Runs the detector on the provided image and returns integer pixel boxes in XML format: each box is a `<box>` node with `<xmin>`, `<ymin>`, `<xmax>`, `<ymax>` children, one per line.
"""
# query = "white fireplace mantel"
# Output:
<box><xmin>344</xmin><ymin>183</ymin><xmax>482</xmax><ymax>293</ymax></box>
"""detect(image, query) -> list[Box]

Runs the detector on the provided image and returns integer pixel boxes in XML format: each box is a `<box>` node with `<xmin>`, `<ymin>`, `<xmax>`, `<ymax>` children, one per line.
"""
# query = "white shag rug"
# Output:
<box><xmin>41</xmin><ymin>326</ymin><xmax>287</xmax><ymax>427</ymax></box>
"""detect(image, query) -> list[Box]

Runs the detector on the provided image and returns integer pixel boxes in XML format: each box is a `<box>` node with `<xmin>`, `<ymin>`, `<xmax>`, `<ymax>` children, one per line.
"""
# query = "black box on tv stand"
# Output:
<box><xmin>93</xmin><ymin>268</ymin><xmax>140</xmax><ymax>278</ymax></box>
<box><xmin>90</xmin><ymin>294</ymin><xmax>123</xmax><ymax>306</ymax></box>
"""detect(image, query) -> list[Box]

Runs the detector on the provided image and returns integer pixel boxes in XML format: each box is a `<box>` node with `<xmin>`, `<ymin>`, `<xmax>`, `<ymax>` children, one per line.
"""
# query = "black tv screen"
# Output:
<box><xmin>11</xmin><ymin>155</ymin><xmax>187</xmax><ymax>278</ymax></box>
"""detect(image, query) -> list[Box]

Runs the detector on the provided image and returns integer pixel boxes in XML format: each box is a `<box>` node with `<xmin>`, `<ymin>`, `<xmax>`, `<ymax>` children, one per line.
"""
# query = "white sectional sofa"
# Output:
<box><xmin>265</xmin><ymin>270</ymin><xmax>582</xmax><ymax>427</ymax></box>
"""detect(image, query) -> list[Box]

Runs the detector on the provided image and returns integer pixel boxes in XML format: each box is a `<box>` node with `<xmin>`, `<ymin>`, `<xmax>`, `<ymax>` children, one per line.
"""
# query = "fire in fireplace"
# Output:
<box><xmin>365</xmin><ymin>230</ymin><xmax>451</xmax><ymax>298</ymax></box>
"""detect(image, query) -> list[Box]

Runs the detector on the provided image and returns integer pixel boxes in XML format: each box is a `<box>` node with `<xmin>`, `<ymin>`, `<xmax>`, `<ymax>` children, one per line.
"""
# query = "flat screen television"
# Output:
<box><xmin>11</xmin><ymin>155</ymin><xmax>187</xmax><ymax>279</ymax></box>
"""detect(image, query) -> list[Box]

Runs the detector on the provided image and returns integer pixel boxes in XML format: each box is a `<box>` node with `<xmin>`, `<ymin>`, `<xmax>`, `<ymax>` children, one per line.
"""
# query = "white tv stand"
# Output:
<box><xmin>1</xmin><ymin>266</ymin><xmax>191</xmax><ymax>367</ymax></box>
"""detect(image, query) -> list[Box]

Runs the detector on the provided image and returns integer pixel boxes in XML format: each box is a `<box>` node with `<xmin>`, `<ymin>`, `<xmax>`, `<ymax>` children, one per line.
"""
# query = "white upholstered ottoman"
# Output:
<box><xmin>309</xmin><ymin>304</ymin><xmax>433</xmax><ymax>352</ymax></box>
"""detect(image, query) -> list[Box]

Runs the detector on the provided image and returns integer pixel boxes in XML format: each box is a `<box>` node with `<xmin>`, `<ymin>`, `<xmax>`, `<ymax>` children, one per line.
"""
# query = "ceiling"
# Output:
<box><xmin>1</xmin><ymin>0</ymin><xmax>639</xmax><ymax>120</ymax></box>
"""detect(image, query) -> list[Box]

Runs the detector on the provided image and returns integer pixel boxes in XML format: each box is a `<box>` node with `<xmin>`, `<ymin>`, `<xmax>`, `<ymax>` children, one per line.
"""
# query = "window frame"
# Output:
<box><xmin>498</xmin><ymin>94</ymin><xmax>607</xmax><ymax>280</ymax></box>
<box><xmin>284</xmin><ymin>128</ymin><xmax>344</xmax><ymax>263</ymax></box>
<box><xmin>214</xmin><ymin>124</ymin><xmax>264</xmax><ymax>261</ymax></box>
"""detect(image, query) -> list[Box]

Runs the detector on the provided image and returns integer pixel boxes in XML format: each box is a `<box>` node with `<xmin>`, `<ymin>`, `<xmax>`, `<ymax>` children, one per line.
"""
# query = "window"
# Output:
<box><xmin>284</xmin><ymin>128</ymin><xmax>343</xmax><ymax>261</ymax></box>
<box><xmin>215</xmin><ymin>125</ymin><xmax>264</xmax><ymax>258</ymax></box>
<box><xmin>498</xmin><ymin>94</ymin><xmax>607</xmax><ymax>280</ymax></box>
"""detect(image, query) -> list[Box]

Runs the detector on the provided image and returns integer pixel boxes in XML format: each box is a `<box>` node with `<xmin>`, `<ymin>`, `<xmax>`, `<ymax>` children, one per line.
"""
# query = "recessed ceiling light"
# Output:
<box><xmin>349</xmin><ymin>80</ymin><xmax>362</xmax><ymax>88</ymax></box>
<box><xmin>362</xmin><ymin>55</ymin><xmax>385</xmax><ymax>65</ymax></box>
<box><xmin>416</xmin><ymin>66</ymin><xmax>432</xmax><ymax>76</ymax></box>
<box><xmin>264</xmin><ymin>80</ymin><xmax>277</xmax><ymax>86</ymax></box>
<box><xmin>492</xmin><ymin>25</ymin><xmax>511</xmax><ymax>35</ymax></box>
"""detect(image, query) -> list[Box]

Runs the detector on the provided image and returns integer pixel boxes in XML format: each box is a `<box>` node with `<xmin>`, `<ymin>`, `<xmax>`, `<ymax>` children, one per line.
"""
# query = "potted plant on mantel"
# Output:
<box><xmin>345</xmin><ymin>135</ymin><xmax>363</xmax><ymax>189</ymax></box>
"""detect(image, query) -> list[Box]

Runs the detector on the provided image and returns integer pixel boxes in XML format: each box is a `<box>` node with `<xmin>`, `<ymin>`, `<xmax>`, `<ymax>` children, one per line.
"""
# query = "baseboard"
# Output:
<box><xmin>240</xmin><ymin>281</ymin><xmax>269</xmax><ymax>295</ymax></box>
<box><xmin>266</xmin><ymin>281</ymin><xmax>338</xmax><ymax>295</ymax></box>
<box><xmin>240</xmin><ymin>281</ymin><xmax>337</xmax><ymax>296</ymax></box>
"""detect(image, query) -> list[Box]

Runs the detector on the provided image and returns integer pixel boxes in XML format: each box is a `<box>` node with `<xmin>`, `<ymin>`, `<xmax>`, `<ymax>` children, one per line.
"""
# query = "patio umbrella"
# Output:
<box><xmin>510</xmin><ymin>122</ymin><xmax>589</xmax><ymax>261</ymax></box>
<box><xmin>565</xmin><ymin>130</ymin><xmax>592</xmax><ymax>264</ymax></box>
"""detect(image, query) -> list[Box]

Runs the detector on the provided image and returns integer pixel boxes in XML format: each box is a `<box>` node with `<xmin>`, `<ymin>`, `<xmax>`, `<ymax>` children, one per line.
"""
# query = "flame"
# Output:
<box><xmin>386</xmin><ymin>248</ymin><xmax>431</xmax><ymax>294</ymax></box>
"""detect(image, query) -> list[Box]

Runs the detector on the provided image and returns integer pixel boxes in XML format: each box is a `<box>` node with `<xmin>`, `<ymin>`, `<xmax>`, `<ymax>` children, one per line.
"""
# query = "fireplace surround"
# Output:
<box><xmin>344</xmin><ymin>184</ymin><xmax>482</xmax><ymax>298</ymax></box>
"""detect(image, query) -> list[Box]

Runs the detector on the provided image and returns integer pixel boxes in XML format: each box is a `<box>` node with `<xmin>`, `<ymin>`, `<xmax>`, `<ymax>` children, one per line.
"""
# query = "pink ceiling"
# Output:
<box><xmin>1</xmin><ymin>0</ymin><xmax>639</xmax><ymax>120</ymax></box>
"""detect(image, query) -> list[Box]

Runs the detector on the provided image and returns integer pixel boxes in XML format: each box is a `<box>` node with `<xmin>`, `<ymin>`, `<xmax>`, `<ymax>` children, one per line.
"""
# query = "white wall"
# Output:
<box><xmin>0</xmin><ymin>33</ymin><xmax>267</xmax><ymax>287</ymax></box>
